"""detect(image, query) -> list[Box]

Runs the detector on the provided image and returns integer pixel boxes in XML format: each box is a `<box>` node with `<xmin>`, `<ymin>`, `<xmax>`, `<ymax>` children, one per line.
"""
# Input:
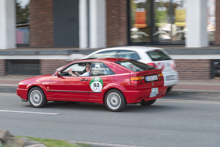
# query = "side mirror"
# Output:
<box><xmin>57</xmin><ymin>72</ymin><xmax>61</xmax><ymax>77</ymax></box>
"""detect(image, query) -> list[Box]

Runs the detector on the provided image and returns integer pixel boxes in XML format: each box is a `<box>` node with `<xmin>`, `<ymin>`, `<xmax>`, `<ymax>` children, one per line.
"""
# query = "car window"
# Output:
<box><xmin>118</xmin><ymin>50</ymin><xmax>140</xmax><ymax>60</ymax></box>
<box><xmin>89</xmin><ymin>50</ymin><xmax>118</xmax><ymax>59</ymax></box>
<box><xmin>91</xmin><ymin>62</ymin><xmax>115</xmax><ymax>76</ymax></box>
<box><xmin>116</xmin><ymin>60</ymin><xmax>154</xmax><ymax>72</ymax></box>
<box><xmin>63</xmin><ymin>63</ymin><xmax>85</xmax><ymax>72</ymax></box>
<box><xmin>147</xmin><ymin>50</ymin><xmax>171</xmax><ymax>61</ymax></box>
<box><xmin>61</xmin><ymin>62</ymin><xmax>91</xmax><ymax>76</ymax></box>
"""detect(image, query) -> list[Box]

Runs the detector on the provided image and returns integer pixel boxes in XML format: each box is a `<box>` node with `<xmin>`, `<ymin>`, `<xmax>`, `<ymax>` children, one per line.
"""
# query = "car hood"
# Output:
<box><xmin>19</xmin><ymin>75</ymin><xmax>52</xmax><ymax>86</ymax></box>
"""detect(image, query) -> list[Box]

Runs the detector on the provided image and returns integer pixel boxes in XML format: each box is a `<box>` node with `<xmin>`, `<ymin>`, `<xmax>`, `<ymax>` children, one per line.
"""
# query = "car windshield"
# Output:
<box><xmin>147</xmin><ymin>50</ymin><xmax>172</xmax><ymax>61</ymax></box>
<box><xmin>116</xmin><ymin>60</ymin><xmax>155</xmax><ymax>72</ymax></box>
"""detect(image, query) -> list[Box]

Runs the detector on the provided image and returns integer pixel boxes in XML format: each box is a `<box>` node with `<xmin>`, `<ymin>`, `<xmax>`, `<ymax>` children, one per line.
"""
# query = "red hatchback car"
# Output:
<box><xmin>17</xmin><ymin>58</ymin><xmax>167</xmax><ymax>112</ymax></box>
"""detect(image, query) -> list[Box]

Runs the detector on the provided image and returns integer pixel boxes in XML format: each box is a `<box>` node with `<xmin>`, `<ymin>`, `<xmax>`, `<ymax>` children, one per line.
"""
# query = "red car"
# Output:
<box><xmin>17</xmin><ymin>58</ymin><xmax>167</xmax><ymax>112</ymax></box>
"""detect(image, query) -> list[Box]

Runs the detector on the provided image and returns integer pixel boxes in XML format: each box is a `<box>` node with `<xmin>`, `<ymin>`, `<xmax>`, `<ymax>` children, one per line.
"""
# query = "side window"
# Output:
<box><xmin>118</xmin><ymin>50</ymin><xmax>140</xmax><ymax>60</ymax></box>
<box><xmin>146</xmin><ymin>50</ymin><xmax>172</xmax><ymax>61</ymax></box>
<box><xmin>61</xmin><ymin>62</ymin><xmax>89</xmax><ymax>76</ymax></box>
<box><xmin>89</xmin><ymin>50</ymin><xmax>118</xmax><ymax>59</ymax></box>
<box><xmin>91</xmin><ymin>62</ymin><xmax>115</xmax><ymax>76</ymax></box>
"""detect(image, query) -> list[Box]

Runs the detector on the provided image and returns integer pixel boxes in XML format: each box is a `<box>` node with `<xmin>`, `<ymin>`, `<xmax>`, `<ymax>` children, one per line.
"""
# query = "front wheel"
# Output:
<box><xmin>140</xmin><ymin>99</ymin><xmax>156</xmax><ymax>106</ymax></box>
<box><xmin>105</xmin><ymin>90</ymin><xmax>126</xmax><ymax>112</ymax></box>
<box><xmin>28</xmin><ymin>87</ymin><xmax>47</xmax><ymax>108</ymax></box>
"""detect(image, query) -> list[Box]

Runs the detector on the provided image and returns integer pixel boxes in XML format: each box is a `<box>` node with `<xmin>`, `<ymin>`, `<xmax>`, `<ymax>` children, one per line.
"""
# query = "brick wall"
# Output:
<box><xmin>0</xmin><ymin>60</ymin><xmax>5</xmax><ymax>76</ymax></box>
<box><xmin>175</xmin><ymin>60</ymin><xmax>210</xmax><ymax>80</ymax></box>
<box><xmin>106</xmin><ymin>0</ymin><xmax>128</xmax><ymax>47</ymax></box>
<box><xmin>40</xmin><ymin>60</ymin><xmax>70</xmax><ymax>75</ymax></box>
<box><xmin>215</xmin><ymin>0</ymin><xmax>220</xmax><ymax>45</ymax></box>
<box><xmin>30</xmin><ymin>0</ymin><xmax>53</xmax><ymax>47</ymax></box>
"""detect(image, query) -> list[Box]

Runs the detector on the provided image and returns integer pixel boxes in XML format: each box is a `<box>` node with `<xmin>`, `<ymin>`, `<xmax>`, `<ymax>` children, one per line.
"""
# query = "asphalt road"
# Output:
<box><xmin>0</xmin><ymin>91</ymin><xmax>220</xmax><ymax>147</ymax></box>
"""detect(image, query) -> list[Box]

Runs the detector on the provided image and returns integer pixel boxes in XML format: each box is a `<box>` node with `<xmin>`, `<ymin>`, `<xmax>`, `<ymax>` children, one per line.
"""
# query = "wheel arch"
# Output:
<box><xmin>102</xmin><ymin>88</ymin><xmax>127</xmax><ymax>104</ymax></box>
<box><xmin>27</xmin><ymin>85</ymin><xmax>46</xmax><ymax>100</ymax></box>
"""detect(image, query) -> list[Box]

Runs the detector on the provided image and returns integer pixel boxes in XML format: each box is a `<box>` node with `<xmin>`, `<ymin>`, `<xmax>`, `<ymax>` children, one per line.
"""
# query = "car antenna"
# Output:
<box><xmin>117</xmin><ymin>46</ymin><xmax>127</xmax><ymax>60</ymax></box>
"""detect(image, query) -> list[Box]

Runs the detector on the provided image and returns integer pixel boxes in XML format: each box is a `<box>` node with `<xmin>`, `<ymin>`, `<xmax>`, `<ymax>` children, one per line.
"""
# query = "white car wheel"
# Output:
<box><xmin>105</xmin><ymin>90</ymin><xmax>126</xmax><ymax>112</ymax></box>
<box><xmin>28</xmin><ymin>87</ymin><xmax>47</xmax><ymax>108</ymax></box>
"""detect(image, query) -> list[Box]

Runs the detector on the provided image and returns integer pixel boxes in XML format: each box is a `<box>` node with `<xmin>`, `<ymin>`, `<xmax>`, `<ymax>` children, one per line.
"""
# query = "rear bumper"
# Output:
<box><xmin>123</xmin><ymin>86</ymin><xmax>167</xmax><ymax>104</ymax></box>
<box><xmin>17</xmin><ymin>88</ymin><xmax>28</xmax><ymax>100</ymax></box>
<box><xmin>163</xmin><ymin>71</ymin><xmax>178</xmax><ymax>87</ymax></box>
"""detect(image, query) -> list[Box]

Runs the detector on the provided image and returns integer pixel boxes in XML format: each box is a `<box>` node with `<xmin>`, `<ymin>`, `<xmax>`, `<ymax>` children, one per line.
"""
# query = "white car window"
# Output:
<box><xmin>89</xmin><ymin>50</ymin><xmax>118</xmax><ymax>59</ymax></box>
<box><xmin>118</xmin><ymin>50</ymin><xmax>140</xmax><ymax>60</ymax></box>
<box><xmin>147</xmin><ymin>50</ymin><xmax>172</xmax><ymax>61</ymax></box>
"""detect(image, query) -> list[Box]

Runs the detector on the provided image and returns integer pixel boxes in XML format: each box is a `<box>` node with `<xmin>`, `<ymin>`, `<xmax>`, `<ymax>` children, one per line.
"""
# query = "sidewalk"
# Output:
<box><xmin>0</xmin><ymin>76</ymin><xmax>219</xmax><ymax>94</ymax></box>
<box><xmin>172</xmin><ymin>79</ymin><xmax>220</xmax><ymax>93</ymax></box>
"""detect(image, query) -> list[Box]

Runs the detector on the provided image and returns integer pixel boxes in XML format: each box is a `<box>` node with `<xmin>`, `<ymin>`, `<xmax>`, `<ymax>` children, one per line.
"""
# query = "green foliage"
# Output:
<box><xmin>15</xmin><ymin>136</ymin><xmax>91</xmax><ymax>147</ymax></box>
<box><xmin>26</xmin><ymin>137</ymin><xmax>78</xmax><ymax>147</ymax></box>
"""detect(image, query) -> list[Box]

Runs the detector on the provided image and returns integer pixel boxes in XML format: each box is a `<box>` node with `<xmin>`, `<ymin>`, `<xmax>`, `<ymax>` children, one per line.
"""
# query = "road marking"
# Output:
<box><xmin>160</xmin><ymin>99</ymin><xmax>220</xmax><ymax>105</ymax></box>
<box><xmin>69</xmin><ymin>141</ymin><xmax>147</xmax><ymax>147</ymax></box>
<box><xmin>0</xmin><ymin>84</ymin><xmax>18</xmax><ymax>87</ymax></box>
<box><xmin>0</xmin><ymin>110</ymin><xmax>58</xmax><ymax>115</ymax></box>
<box><xmin>0</xmin><ymin>93</ymin><xmax>17</xmax><ymax>96</ymax></box>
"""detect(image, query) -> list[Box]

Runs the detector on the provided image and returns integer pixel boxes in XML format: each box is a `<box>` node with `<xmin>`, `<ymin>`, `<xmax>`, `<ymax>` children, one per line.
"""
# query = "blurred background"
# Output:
<box><xmin>0</xmin><ymin>0</ymin><xmax>219</xmax><ymax>81</ymax></box>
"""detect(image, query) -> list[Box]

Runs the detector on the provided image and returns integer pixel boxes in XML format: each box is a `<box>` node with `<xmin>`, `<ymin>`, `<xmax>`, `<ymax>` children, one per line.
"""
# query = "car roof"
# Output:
<box><xmin>96</xmin><ymin>46</ymin><xmax>163</xmax><ymax>51</ymax></box>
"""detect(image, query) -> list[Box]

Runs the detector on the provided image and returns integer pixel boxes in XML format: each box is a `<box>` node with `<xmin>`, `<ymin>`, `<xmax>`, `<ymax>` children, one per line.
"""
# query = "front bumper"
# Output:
<box><xmin>17</xmin><ymin>88</ymin><xmax>28</xmax><ymax>100</ymax></box>
<box><xmin>123</xmin><ymin>86</ymin><xmax>167</xmax><ymax>104</ymax></box>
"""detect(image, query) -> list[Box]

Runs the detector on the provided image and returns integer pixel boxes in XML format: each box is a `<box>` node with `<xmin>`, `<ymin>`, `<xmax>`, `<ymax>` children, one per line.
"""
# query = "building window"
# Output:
<box><xmin>16</xmin><ymin>0</ymin><xmax>30</xmax><ymax>46</ymax></box>
<box><xmin>130</xmin><ymin>0</ymin><xmax>152</xmax><ymax>43</ymax></box>
<box><xmin>153</xmin><ymin>0</ymin><xmax>186</xmax><ymax>43</ymax></box>
<box><xmin>208</xmin><ymin>0</ymin><xmax>215</xmax><ymax>42</ymax></box>
<box><xmin>129</xmin><ymin>0</ymin><xmax>215</xmax><ymax>45</ymax></box>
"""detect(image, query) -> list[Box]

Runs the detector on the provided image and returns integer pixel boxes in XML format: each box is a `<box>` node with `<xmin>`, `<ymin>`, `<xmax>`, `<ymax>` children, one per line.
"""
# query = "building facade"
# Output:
<box><xmin>0</xmin><ymin>0</ymin><xmax>220</xmax><ymax>80</ymax></box>
<box><xmin>0</xmin><ymin>0</ymin><xmax>217</xmax><ymax>49</ymax></box>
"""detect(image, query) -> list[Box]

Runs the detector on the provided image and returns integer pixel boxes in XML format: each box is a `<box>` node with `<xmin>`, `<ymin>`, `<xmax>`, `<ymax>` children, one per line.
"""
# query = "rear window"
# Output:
<box><xmin>116</xmin><ymin>60</ymin><xmax>154</xmax><ymax>72</ymax></box>
<box><xmin>147</xmin><ymin>50</ymin><xmax>171</xmax><ymax>61</ymax></box>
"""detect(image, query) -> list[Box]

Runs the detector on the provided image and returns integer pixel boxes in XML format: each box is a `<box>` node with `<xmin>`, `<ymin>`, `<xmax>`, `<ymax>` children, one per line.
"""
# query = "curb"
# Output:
<box><xmin>172</xmin><ymin>89</ymin><xmax>220</xmax><ymax>94</ymax></box>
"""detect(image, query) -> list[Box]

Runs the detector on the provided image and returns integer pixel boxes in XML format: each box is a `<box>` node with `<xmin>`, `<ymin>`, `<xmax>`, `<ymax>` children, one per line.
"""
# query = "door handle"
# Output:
<box><xmin>81</xmin><ymin>79</ymin><xmax>88</xmax><ymax>81</ymax></box>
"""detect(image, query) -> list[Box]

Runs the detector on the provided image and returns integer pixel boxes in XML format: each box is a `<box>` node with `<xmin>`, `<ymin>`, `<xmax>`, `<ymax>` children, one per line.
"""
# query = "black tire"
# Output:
<box><xmin>166</xmin><ymin>86</ymin><xmax>173</xmax><ymax>93</ymax></box>
<box><xmin>28</xmin><ymin>87</ymin><xmax>47</xmax><ymax>108</ymax></box>
<box><xmin>104</xmin><ymin>89</ymin><xmax>127</xmax><ymax>112</ymax></box>
<box><xmin>140</xmin><ymin>99</ymin><xmax>156</xmax><ymax>106</ymax></box>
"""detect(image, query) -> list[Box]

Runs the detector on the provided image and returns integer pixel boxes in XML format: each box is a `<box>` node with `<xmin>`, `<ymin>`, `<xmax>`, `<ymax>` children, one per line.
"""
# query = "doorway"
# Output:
<box><xmin>53</xmin><ymin>0</ymin><xmax>79</xmax><ymax>47</ymax></box>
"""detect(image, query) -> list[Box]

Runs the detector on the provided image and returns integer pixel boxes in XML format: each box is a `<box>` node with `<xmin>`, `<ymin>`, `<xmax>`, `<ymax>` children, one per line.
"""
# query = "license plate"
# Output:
<box><xmin>150</xmin><ymin>88</ymin><xmax>159</xmax><ymax>97</ymax></box>
<box><xmin>166</xmin><ymin>75</ymin><xmax>175</xmax><ymax>81</ymax></box>
<box><xmin>145</xmin><ymin>75</ymin><xmax>158</xmax><ymax>82</ymax></box>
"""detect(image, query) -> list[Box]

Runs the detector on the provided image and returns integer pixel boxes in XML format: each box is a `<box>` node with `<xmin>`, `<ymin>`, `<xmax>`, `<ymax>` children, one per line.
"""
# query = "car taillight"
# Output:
<box><xmin>130</xmin><ymin>76</ymin><xmax>145</xmax><ymax>85</ymax></box>
<box><xmin>171</xmin><ymin>61</ymin><xmax>176</xmax><ymax>71</ymax></box>
<box><xmin>157</xmin><ymin>73</ymin><xmax>164</xmax><ymax>80</ymax></box>
<box><xmin>147</xmin><ymin>63</ymin><xmax>157</xmax><ymax>69</ymax></box>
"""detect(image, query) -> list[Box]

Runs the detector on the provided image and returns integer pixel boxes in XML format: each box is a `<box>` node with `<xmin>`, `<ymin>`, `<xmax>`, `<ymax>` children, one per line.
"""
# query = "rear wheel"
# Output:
<box><xmin>140</xmin><ymin>99</ymin><xmax>156</xmax><ymax>106</ymax></box>
<box><xmin>105</xmin><ymin>90</ymin><xmax>126</xmax><ymax>112</ymax></box>
<box><xmin>28</xmin><ymin>87</ymin><xmax>47</xmax><ymax>108</ymax></box>
<box><xmin>166</xmin><ymin>86</ymin><xmax>173</xmax><ymax>93</ymax></box>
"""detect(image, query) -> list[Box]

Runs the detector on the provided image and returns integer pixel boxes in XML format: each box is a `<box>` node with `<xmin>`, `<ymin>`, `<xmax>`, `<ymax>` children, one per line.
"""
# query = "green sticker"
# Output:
<box><xmin>90</xmin><ymin>77</ymin><xmax>103</xmax><ymax>92</ymax></box>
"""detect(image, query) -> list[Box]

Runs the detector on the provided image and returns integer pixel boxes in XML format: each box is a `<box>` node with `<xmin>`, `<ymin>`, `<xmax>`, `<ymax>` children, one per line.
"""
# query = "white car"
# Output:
<box><xmin>84</xmin><ymin>46</ymin><xmax>178</xmax><ymax>92</ymax></box>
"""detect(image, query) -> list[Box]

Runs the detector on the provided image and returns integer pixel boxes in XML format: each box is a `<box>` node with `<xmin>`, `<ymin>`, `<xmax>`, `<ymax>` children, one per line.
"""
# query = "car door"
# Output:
<box><xmin>49</xmin><ymin>62</ymin><xmax>90</xmax><ymax>101</ymax></box>
<box><xmin>88</xmin><ymin>62</ymin><xmax>115</xmax><ymax>103</ymax></box>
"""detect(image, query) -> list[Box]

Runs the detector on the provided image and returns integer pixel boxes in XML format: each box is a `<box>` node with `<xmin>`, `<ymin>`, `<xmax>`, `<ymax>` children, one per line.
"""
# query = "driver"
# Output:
<box><xmin>68</xmin><ymin>63</ymin><xmax>91</xmax><ymax>76</ymax></box>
